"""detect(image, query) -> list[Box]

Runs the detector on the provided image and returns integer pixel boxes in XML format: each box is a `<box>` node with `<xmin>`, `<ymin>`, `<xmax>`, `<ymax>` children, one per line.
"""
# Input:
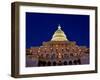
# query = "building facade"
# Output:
<box><xmin>26</xmin><ymin>25</ymin><xmax>89</xmax><ymax>67</ymax></box>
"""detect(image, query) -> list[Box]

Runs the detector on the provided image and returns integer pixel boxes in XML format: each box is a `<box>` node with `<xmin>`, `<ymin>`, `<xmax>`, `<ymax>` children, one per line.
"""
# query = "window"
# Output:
<box><xmin>47</xmin><ymin>61</ymin><xmax>51</xmax><ymax>66</ymax></box>
<box><xmin>53</xmin><ymin>61</ymin><xmax>56</xmax><ymax>66</ymax></box>
<box><xmin>64</xmin><ymin>61</ymin><xmax>67</xmax><ymax>65</ymax></box>
<box><xmin>77</xmin><ymin>59</ymin><xmax>81</xmax><ymax>64</ymax></box>
<box><xmin>73</xmin><ymin>60</ymin><xmax>77</xmax><ymax>65</ymax></box>
<box><xmin>69</xmin><ymin>61</ymin><xmax>72</xmax><ymax>65</ymax></box>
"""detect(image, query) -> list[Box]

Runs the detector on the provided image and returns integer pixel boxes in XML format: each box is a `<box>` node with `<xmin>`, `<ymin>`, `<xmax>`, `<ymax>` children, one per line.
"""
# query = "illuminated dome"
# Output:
<box><xmin>51</xmin><ymin>25</ymin><xmax>68</xmax><ymax>41</ymax></box>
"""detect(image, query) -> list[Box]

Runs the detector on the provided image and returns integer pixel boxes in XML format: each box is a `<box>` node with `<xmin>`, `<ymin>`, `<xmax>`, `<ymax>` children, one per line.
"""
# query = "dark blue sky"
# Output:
<box><xmin>26</xmin><ymin>12</ymin><xmax>89</xmax><ymax>48</ymax></box>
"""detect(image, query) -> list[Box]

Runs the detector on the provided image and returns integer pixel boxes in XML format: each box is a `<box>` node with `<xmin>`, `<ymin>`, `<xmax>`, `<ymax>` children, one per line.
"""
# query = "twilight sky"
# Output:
<box><xmin>26</xmin><ymin>12</ymin><xmax>89</xmax><ymax>48</ymax></box>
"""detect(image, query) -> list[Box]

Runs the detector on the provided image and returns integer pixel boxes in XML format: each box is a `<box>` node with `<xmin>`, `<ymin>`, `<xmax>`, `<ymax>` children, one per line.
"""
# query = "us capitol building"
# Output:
<box><xmin>26</xmin><ymin>25</ymin><xmax>89</xmax><ymax>67</ymax></box>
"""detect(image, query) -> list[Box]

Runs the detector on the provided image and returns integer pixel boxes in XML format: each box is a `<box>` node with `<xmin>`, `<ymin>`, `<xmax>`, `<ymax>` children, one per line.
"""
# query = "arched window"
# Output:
<box><xmin>42</xmin><ymin>61</ymin><xmax>46</xmax><ymax>66</ymax></box>
<box><xmin>73</xmin><ymin>60</ymin><xmax>77</xmax><ymax>65</ymax></box>
<box><xmin>64</xmin><ymin>61</ymin><xmax>67</xmax><ymax>65</ymax></box>
<box><xmin>53</xmin><ymin>61</ymin><xmax>56</xmax><ymax>66</ymax></box>
<box><xmin>47</xmin><ymin>61</ymin><xmax>51</xmax><ymax>66</ymax></box>
<box><xmin>38</xmin><ymin>60</ymin><xmax>43</xmax><ymax>66</ymax></box>
<box><xmin>69</xmin><ymin>61</ymin><xmax>72</xmax><ymax>65</ymax></box>
<box><xmin>77</xmin><ymin>59</ymin><xmax>81</xmax><ymax>64</ymax></box>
